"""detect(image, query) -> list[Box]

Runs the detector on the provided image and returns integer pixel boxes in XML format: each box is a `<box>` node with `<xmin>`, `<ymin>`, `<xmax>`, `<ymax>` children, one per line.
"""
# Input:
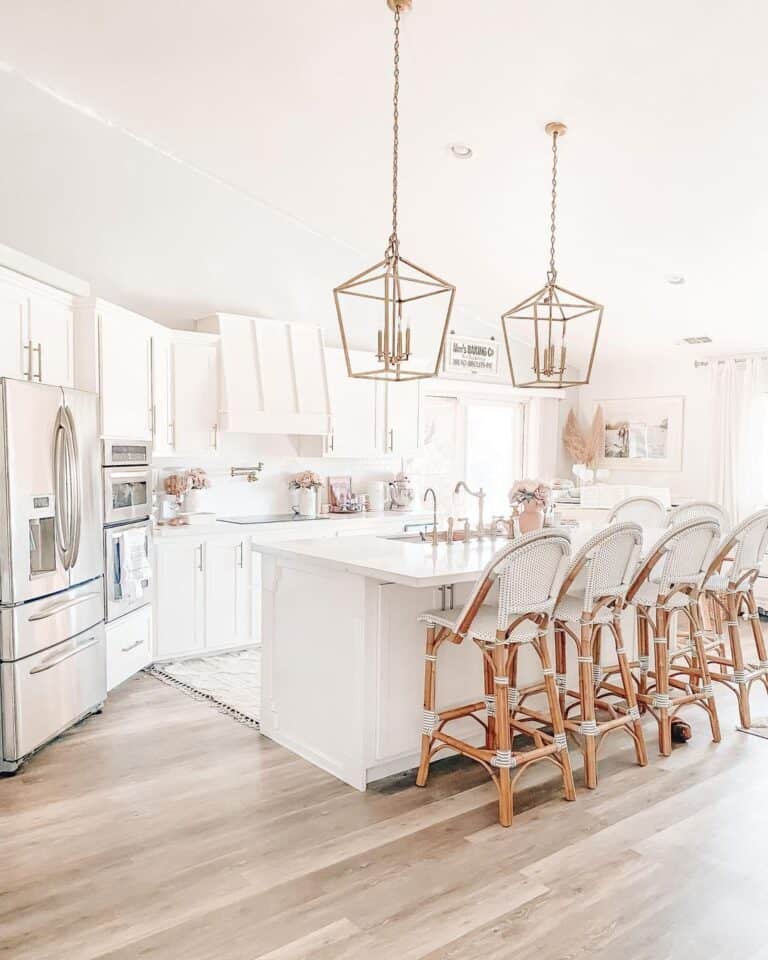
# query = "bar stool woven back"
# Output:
<box><xmin>668</xmin><ymin>501</ymin><xmax>729</xmax><ymax>530</ymax></box>
<box><xmin>608</xmin><ymin>496</ymin><xmax>667</xmax><ymax>526</ymax></box>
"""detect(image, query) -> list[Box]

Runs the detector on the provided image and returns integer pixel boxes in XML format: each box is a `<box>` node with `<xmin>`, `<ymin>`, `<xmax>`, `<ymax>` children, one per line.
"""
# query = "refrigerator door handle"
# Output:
<box><xmin>64</xmin><ymin>406</ymin><xmax>82</xmax><ymax>570</ymax></box>
<box><xmin>53</xmin><ymin>410</ymin><xmax>72</xmax><ymax>568</ymax></box>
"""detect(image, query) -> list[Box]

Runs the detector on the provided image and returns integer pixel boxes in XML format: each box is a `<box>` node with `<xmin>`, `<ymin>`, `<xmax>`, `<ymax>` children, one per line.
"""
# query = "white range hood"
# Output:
<box><xmin>199</xmin><ymin>313</ymin><xmax>331</xmax><ymax>436</ymax></box>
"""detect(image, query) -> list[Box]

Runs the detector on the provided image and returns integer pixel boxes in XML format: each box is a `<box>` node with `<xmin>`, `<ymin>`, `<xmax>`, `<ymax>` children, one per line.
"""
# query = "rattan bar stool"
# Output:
<box><xmin>700</xmin><ymin>508</ymin><xmax>768</xmax><ymax>728</ymax></box>
<box><xmin>545</xmin><ymin>523</ymin><xmax>647</xmax><ymax>789</ymax></box>
<box><xmin>415</xmin><ymin>530</ymin><xmax>575</xmax><ymax>828</ymax></box>
<box><xmin>608</xmin><ymin>496</ymin><xmax>667</xmax><ymax>526</ymax></box>
<box><xmin>625</xmin><ymin>518</ymin><xmax>723</xmax><ymax>756</ymax></box>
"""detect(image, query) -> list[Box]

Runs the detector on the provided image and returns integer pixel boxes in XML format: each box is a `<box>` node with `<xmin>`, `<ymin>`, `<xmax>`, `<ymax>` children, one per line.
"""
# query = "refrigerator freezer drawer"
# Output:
<box><xmin>0</xmin><ymin>579</ymin><xmax>104</xmax><ymax>661</ymax></box>
<box><xmin>1</xmin><ymin>624</ymin><xmax>106</xmax><ymax>763</ymax></box>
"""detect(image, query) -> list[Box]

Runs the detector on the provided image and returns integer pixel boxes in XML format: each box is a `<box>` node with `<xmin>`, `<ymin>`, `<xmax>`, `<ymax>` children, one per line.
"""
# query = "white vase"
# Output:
<box><xmin>184</xmin><ymin>488</ymin><xmax>206</xmax><ymax>514</ymax></box>
<box><xmin>298</xmin><ymin>487</ymin><xmax>317</xmax><ymax>518</ymax></box>
<box><xmin>290</xmin><ymin>488</ymin><xmax>301</xmax><ymax>515</ymax></box>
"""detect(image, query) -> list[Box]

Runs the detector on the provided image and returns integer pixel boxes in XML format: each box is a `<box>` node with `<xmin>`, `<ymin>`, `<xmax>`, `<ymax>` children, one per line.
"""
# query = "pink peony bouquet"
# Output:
<box><xmin>509</xmin><ymin>479</ymin><xmax>552</xmax><ymax>509</ymax></box>
<box><xmin>289</xmin><ymin>470</ymin><xmax>322</xmax><ymax>491</ymax></box>
<box><xmin>165</xmin><ymin>472</ymin><xmax>191</xmax><ymax>501</ymax></box>
<box><xmin>187</xmin><ymin>467</ymin><xmax>211</xmax><ymax>490</ymax></box>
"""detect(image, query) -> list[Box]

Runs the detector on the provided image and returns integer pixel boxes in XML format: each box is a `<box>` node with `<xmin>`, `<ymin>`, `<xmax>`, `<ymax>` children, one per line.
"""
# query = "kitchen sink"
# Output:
<box><xmin>381</xmin><ymin>531</ymin><xmax>482</xmax><ymax>545</ymax></box>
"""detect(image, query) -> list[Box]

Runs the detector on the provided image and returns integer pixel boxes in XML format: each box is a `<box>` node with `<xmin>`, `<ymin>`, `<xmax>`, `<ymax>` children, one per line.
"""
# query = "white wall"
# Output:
<box><xmin>576</xmin><ymin>354</ymin><xmax>711</xmax><ymax>501</ymax></box>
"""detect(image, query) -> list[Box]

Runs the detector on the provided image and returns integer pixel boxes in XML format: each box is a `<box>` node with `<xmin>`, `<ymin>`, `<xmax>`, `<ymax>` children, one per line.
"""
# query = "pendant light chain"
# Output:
<box><xmin>387</xmin><ymin>4</ymin><xmax>401</xmax><ymax>263</ymax></box>
<box><xmin>548</xmin><ymin>130</ymin><xmax>559</xmax><ymax>285</ymax></box>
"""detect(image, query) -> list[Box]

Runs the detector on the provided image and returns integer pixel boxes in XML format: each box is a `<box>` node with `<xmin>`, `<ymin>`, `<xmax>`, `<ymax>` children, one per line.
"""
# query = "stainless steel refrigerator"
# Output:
<box><xmin>0</xmin><ymin>378</ymin><xmax>105</xmax><ymax>772</ymax></box>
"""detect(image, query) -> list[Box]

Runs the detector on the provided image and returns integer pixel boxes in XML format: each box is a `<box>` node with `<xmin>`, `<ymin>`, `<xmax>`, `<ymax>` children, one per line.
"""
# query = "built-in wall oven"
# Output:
<box><xmin>102</xmin><ymin>440</ymin><xmax>153</xmax><ymax>624</ymax></box>
<box><xmin>104</xmin><ymin>518</ymin><xmax>152</xmax><ymax>622</ymax></box>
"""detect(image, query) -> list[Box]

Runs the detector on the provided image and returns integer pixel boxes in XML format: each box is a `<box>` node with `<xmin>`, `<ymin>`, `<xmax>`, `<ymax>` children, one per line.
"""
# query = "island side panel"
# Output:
<box><xmin>261</xmin><ymin>554</ymin><xmax>368</xmax><ymax>790</ymax></box>
<box><xmin>365</xmin><ymin>580</ymin><xmax>486</xmax><ymax>784</ymax></box>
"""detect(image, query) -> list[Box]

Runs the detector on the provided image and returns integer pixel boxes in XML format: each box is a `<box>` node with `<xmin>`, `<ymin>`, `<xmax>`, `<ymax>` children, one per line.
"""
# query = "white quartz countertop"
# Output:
<box><xmin>152</xmin><ymin>510</ymin><xmax>434</xmax><ymax>540</ymax></box>
<box><xmin>253</xmin><ymin>524</ymin><xmax>667</xmax><ymax>588</ymax></box>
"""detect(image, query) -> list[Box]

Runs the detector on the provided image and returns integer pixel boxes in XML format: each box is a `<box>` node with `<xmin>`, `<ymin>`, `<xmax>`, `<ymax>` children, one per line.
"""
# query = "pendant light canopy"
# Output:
<box><xmin>501</xmin><ymin>123</ymin><xmax>603</xmax><ymax>389</ymax></box>
<box><xmin>333</xmin><ymin>0</ymin><xmax>456</xmax><ymax>382</ymax></box>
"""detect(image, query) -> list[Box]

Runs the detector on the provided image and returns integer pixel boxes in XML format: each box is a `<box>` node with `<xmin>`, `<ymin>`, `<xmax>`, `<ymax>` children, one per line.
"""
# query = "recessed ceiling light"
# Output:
<box><xmin>665</xmin><ymin>273</ymin><xmax>686</xmax><ymax>285</ymax></box>
<box><xmin>448</xmin><ymin>143</ymin><xmax>473</xmax><ymax>159</ymax></box>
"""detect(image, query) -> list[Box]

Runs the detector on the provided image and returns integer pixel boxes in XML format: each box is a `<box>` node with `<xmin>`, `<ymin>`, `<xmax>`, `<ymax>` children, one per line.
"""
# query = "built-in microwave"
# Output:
<box><xmin>102</xmin><ymin>439</ymin><xmax>152</xmax><ymax>526</ymax></box>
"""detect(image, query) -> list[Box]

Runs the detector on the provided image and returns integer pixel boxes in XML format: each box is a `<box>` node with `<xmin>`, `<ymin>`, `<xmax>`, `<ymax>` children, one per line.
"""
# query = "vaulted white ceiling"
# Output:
<box><xmin>1</xmin><ymin>0</ymin><xmax>767</xmax><ymax>359</ymax></box>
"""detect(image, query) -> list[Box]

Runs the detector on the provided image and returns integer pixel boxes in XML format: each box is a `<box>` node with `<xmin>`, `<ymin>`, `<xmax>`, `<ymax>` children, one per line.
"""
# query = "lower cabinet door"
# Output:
<box><xmin>154</xmin><ymin>540</ymin><xmax>205</xmax><ymax>659</ymax></box>
<box><xmin>106</xmin><ymin>605</ymin><xmax>153</xmax><ymax>691</ymax></box>
<box><xmin>204</xmin><ymin>537</ymin><xmax>250</xmax><ymax>652</ymax></box>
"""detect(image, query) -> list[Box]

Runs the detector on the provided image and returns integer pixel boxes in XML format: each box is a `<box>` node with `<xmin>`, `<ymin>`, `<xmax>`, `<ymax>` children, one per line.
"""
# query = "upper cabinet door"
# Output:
<box><xmin>170</xmin><ymin>336</ymin><xmax>219</xmax><ymax>455</ymax></box>
<box><xmin>0</xmin><ymin>280</ymin><xmax>28</xmax><ymax>381</ymax></box>
<box><xmin>28</xmin><ymin>294</ymin><xmax>74</xmax><ymax>387</ymax></box>
<box><xmin>99</xmin><ymin>311</ymin><xmax>153</xmax><ymax>440</ymax></box>
<box><xmin>385</xmin><ymin>378</ymin><xmax>421</xmax><ymax>456</ymax></box>
<box><xmin>325</xmin><ymin>348</ymin><xmax>381</xmax><ymax>458</ymax></box>
<box><xmin>150</xmin><ymin>328</ymin><xmax>174</xmax><ymax>456</ymax></box>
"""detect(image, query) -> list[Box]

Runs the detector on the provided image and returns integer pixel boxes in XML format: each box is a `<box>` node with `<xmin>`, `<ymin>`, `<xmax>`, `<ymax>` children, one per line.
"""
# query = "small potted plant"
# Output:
<box><xmin>289</xmin><ymin>470</ymin><xmax>322</xmax><ymax>518</ymax></box>
<box><xmin>509</xmin><ymin>479</ymin><xmax>552</xmax><ymax>533</ymax></box>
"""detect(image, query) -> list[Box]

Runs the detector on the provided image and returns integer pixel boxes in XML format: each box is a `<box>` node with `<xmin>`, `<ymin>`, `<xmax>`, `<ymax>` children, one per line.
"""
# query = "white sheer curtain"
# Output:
<box><xmin>709</xmin><ymin>356</ymin><xmax>768</xmax><ymax>522</ymax></box>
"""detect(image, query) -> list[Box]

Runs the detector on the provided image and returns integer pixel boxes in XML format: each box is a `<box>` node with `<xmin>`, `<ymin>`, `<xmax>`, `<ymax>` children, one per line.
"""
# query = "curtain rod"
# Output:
<box><xmin>694</xmin><ymin>354</ymin><xmax>768</xmax><ymax>368</ymax></box>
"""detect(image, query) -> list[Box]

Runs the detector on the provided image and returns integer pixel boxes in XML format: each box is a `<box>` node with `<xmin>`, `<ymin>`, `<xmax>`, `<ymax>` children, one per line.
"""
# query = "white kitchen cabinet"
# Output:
<box><xmin>0</xmin><ymin>269</ymin><xmax>75</xmax><ymax>386</ymax></box>
<box><xmin>198</xmin><ymin>314</ymin><xmax>330</xmax><ymax>436</ymax></box>
<box><xmin>74</xmin><ymin>299</ymin><xmax>154</xmax><ymax>439</ymax></box>
<box><xmin>169</xmin><ymin>332</ymin><xmax>220</xmax><ymax>456</ymax></box>
<box><xmin>106</xmin><ymin>604</ymin><xmax>153</xmax><ymax>690</ymax></box>
<box><xmin>385</xmin><ymin>378</ymin><xmax>421</xmax><ymax>456</ymax></box>
<box><xmin>154</xmin><ymin>538</ymin><xmax>206</xmax><ymax>658</ymax></box>
<box><xmin>0</xmin><ymin>278</ymin><xmax>27</xmax><ymax>380</ymax></box>
<box><xmin>100</xmin><ymin>308</ymin><xmax>153</xmax><ymax>440</ymax></box>
<box><xmin>324</xmin><ymin>348</ymin><xmax>382</xmax><ymax>458</ymax></box>
<box><xmin>154</xmin><ymin>534</ymin><xmax>254</xmax><ymax>659</ymax></box>
<box><xmin>150</xmin><ymin>326</ymin><xmax>174</xmax><ymax>456</ymax></box>
<box><xmin>204</xmin><ymin>537</ymin><xmax>251</xmax><ymax>650</ymax></box>
<box><xmin>28</xmin><ymin>294</ymin><xmax>74</xmax><ymax>388</ymax></box>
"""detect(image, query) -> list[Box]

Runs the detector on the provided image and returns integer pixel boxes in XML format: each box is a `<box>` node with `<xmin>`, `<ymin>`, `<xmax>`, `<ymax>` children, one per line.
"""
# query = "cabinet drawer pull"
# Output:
<box><xmin>121</xmin><ymin>638</ymin><xmax>145</xmax><ymax>653</ymax></box>
<box><xmin>36</xmin><ymin>342</ymin><xmax>42</xmax><ymax>382</ymax></box>
<box><xmin>197</xmin><ymin>543</ymin><xmax>204</xmax><ymax>572</ymax></box>
<box><xmin>29</xmin><ymin>592</ymin><xmax>102</xmax><ymax>621</ymax></box>
<box><xmin>388</xmin><ymin>427</ymin><xmax>394</xmax><ymax>452</ymax></box>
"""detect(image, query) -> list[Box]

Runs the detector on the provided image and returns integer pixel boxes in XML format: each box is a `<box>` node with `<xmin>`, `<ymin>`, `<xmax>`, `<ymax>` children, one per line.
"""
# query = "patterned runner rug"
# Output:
<box><xmin>147</xmin><ymin>647</ymin><xmax>260</xmax><ymax>728</ymax></box>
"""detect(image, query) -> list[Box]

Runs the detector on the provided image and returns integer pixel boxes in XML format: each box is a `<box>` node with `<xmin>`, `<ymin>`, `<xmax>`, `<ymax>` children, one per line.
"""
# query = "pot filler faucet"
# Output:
<box><xmin>454</xmin><ymin>481</ymin><xmax>486</xmax><ymax>540</ymax></box>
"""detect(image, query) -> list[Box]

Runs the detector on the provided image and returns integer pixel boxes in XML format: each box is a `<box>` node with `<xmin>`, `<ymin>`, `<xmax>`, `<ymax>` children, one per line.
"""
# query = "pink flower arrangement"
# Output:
<box><xmin>509</xmin><ymin>479</ymin><xmax>552</xmax><ymax>509</ymax></box>
<box><xmin>289</xmin><ymin>470</ymin><xmax>322</xmax><ymax>491</ymax></box>
<box><xmin>187</xmin><ymin>468</ymin><xmax>211</xmax><ymax>490</ymax></box>
<box><xmin>165</xmin><ymin>472</ymin><xmax>191</xmax><ymax>501</ymax></box>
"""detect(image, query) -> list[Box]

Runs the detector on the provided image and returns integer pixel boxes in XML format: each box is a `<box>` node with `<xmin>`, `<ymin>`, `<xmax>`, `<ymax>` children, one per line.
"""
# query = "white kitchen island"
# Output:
<box><xmin>257</xmin><ymin>526</ymin><xmax>647</xmax><ymax>790</ymax></box>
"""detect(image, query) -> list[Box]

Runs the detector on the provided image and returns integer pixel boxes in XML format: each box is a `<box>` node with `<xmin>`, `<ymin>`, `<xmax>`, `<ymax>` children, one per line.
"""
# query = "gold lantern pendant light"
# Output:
<box><xmin>333</xmin><ymin>0</ymin><xmax>456</xmax><ymax>382</ymax></box>
<box><xmin>501</xmin><ymin>123</ymin><xmax>603</xmax><ymax>388</ymax></box>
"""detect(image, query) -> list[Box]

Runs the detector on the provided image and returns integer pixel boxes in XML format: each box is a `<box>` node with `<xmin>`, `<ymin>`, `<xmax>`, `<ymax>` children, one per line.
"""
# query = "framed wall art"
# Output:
<box><xmin>596</xmin><ymin>396</ymin><xmax>684</xmax><ymax>471</ymax></box>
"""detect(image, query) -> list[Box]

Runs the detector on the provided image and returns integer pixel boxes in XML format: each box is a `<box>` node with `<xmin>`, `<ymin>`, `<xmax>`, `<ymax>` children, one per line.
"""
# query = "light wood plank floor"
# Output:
<box><xmin>2</xmin><ymin>656</ymin><xmax>768</xmax><ymax>960</ymax></box>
